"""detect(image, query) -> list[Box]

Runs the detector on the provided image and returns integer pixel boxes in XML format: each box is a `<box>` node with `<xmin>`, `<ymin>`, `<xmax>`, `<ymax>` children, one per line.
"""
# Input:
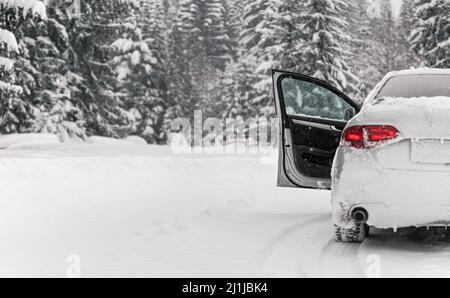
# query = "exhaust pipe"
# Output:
<box><xmin>352</xmin><ymin>208</ymin><xmax>369</xmax><ymax>223</ymax></box>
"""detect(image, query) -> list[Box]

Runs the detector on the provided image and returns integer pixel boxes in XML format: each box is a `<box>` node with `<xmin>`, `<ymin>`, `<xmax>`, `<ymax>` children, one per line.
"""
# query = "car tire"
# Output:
<box><xmin>334</xmin><ymin>224</ymin><xmax>368</xmax><ymax>243</ymax></box>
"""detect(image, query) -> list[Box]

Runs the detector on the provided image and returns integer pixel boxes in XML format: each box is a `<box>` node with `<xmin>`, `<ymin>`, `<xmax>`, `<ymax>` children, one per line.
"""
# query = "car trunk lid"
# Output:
<box><xmin>363</xmin><ymin>97</ymin><xmax>450</xmax><ymax>168</ymax></box>
<box><xmin>363</xmin><ymin>97</ymin><xmax>450</xmax><ymax>139</ymax></box>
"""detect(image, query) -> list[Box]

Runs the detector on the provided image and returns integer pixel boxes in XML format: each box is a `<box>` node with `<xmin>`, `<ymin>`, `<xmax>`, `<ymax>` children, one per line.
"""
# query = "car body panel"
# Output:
<box><xmin>332</xmin><ymin>145</ymin><xmax>450</xmax><ymax>229</ymax></box>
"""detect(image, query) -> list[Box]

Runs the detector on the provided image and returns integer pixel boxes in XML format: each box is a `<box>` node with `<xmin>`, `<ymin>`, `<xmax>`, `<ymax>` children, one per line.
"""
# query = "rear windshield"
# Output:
<box><xmin>377</xmin><ymin>74</ymin><xmax>450</xmax><ymax>98</ymax></box>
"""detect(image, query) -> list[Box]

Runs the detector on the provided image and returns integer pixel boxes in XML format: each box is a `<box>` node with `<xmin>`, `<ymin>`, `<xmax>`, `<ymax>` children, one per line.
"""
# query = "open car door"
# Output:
<box><xmin>273</xmin><ymin>70</ymin><xmax>361</xmax><ymax>189</ymax></box>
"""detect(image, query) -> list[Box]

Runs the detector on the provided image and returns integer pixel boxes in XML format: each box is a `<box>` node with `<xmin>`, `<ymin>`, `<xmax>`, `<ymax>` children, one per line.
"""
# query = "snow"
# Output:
<box><xmin>388</xmin><ymin>67</ymin><xmax>450</xmax><ymax>76</ymax></box>
<box><xmin>391</xmin><ymin>0</ymin><xmax>403</xmax><ymax>18</ymax></box>
<box><xmin>0</xmin><ymin>57</ymin><xmax>14</xmax><ymax>71</ymax></box>
<box><xmin>0</xmin><ymin>133</ymin><xmax>59</xmax><ymax>149</ymax></box>
<box><xmin>131</xmin><ymin>50</ymin><xmax>141</xmax><ymax>65</ymax></box>
<box><xmin>111</xmin><ymin>38</ymin><xmax>134</xmax><ymax>53</ymax></box>
<box><xmin>0</xmin><ymin>29</ymin><xmax>19</xmax><ymax>52</ymax></box>
<box><xmin>87</xmin><ymin>136</ymin><xmax>136</xmax><ymax>145</ymax></box>
<box><xmin>0</xmin><ymin>137</ymin><xmax>450</xmax><ymax>277</ymax></box>
<box><xmin>362</xmin><ymin>96</ymin><xmax>450</xmax><ymax>138</ymax></box>
<box><xmin>0</xmin><ymin>0</ymin><xmax>47</xmax><ymax>19</ymax></box>
<box><xmin>0</xmin><ymin>80</ymin><xmax>22</xmax><ymax>94</ymax></box>
<box><xmin>124</xmin><ymin>136</ymin><xmax>147</xmax><ymax>145</ymax></box>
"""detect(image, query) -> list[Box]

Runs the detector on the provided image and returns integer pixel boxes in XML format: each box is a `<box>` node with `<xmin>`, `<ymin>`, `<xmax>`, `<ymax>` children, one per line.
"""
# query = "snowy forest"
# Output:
<box><xmin>0</xmin><ymin>0</ymin><xmax>449</xmax><ymax>144</ymax></box>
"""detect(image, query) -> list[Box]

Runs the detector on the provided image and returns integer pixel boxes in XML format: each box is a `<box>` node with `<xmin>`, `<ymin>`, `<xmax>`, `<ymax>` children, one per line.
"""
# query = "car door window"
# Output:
<box><xmin>281</xmin><ymin>78</ymin><xmax>355</xmax><ymax>121</ymax></box>
<box><xmin>273</xmin><ymin>71</ymin><xmax>360</xmax><ymax>189</ymax></box>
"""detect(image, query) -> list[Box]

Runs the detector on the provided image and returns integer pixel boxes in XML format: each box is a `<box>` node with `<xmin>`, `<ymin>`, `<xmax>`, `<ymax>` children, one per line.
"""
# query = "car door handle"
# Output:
<box><xmin>292</xmin><ymin>119</ymin><xmax>331</xmax><ymax>131</ymax></box>
<box><xmin>331</xmin><ymin>126</ymin><xmax>342</xmax><ymax>132</ymax></box>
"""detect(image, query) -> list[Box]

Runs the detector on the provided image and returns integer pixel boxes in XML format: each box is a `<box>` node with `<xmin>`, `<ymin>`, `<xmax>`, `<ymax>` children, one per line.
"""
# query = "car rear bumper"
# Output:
<box><xmin>332</xmin><ymin>148</ymin><xmax>450</xmax><ymax>229</ymax></box>
<box><xmin>341</xmin><ymin>202</ymin><xmax>450</xmax><ymax>229</ymax></box>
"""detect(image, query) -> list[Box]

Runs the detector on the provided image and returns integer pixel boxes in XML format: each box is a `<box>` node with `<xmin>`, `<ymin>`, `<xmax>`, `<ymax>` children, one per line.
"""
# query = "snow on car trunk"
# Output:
<box><xmin>362</xmin><ymin>97</ymin><xmax>450</xmax><ymax>139</ymax></box>
<box><xmin>354</xmin><ymin>97</ymin><xmax>450</xmax><ymax>172</ymax></box>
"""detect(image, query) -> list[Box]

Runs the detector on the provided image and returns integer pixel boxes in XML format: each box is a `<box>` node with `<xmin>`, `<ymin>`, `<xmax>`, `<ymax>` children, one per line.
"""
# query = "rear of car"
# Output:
<box><xmin>272</xmin><ymin>68</ymin><xmax>450</xmax><ymax>243</ymax></box>
<box><xmin>332</xmin><ymin>70</ymin><xmax>450</xmax><ymax>230</ymax></box>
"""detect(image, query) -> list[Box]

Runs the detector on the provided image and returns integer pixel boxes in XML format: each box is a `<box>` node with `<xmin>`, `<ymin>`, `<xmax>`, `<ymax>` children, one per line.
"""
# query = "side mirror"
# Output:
<box><xmin>344</xmin><ymin>107</ymin><xmax>356</xmax><ymax>121</ymax></box>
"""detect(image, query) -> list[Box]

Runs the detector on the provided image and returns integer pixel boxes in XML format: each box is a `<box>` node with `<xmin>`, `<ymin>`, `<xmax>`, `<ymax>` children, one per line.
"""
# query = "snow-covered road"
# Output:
<box><xmin>1</xmin><ymin>142</ymin><xmax>450</xmax><ymax>277</ymax></box>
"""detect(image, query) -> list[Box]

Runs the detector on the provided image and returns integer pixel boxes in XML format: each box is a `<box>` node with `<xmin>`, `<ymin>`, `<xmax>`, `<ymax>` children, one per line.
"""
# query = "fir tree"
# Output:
<box><xmin>345</xmin><ymin>0</ymin><xmax>375</xmax><ymax>101</ymax></box>
<box><xmin>16</xmin><ymin>3</ymin><xmax>86</xmax><ymax>140</ymax></box>
<box><xmin>0</xmin><ymin>0</ymin><xmax>46</xmax><ymax>133</ymax></box>
<box><xmin>369</xmin><ymin>0</ymin><xmax>405</xmax><ymax>75</ymax></box>
<box><xmin>65</xmin><ymin>0</ymin><xmax>138</xmax><ymax>138</ymax></box>
<box><xmin>111</xmin><ymin>0</ymin><xmax>168</xmax><ymax>144</ymax></box>
<box><xmin>300</xmin><ymin>0</ymin><xmax>357</xmax><ymax>94</ymax></box>
<box><xmin>398</xmin><ymin>0</ymin><xmax>421</xmax><ymax>68</ymax></box>
<box><xmin>224</xmin><ymin>0</ymin><xmax>243</xmax><ymax>61</ymax></box>
<box><xmin>168</xmin><ymin>0</ymin><xmax>233</xmax><ymax>122</ymax></box>
<box><xmin>177</xmin><ymin>0</ymin><xmax>232</xmax><ymax>71</ymax></box>
<box><xmin>238</xmin><ymin>0</ymin><xmax>278</xmax><ymax>117</ymax></box>
<box><xmin>410</xmin><ymin>0</ymin><xmax>450</xmax><ymax>68</ymax></box>
<box><xmin>167</xmin><ymin>12</ymin><xmax>205</xmax><ymax>120</ymax></box>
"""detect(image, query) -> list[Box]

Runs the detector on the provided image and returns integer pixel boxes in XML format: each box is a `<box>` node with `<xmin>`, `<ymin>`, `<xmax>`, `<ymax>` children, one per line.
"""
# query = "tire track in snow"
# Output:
<box><xmin>319</xmin><ymin>239</ymin><xmax>365</xmax><ymax>277</ymax></box>
<box><xmin>261</xmin><ymin>213</ymin><xmax>373</xmax><ymax>278</ymax></box>
<box><xmin>264</xmin><ymin>216</ymin><xmax>450</xmax><ymax>278</ymax></box>
<box><xmin>260</xmin><ymin>214</ymin><xmax>330</xmax><ymax>277</ymax></box>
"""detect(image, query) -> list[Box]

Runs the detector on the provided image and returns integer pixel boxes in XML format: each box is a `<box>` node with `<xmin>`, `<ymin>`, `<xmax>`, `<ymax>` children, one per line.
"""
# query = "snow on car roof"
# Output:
<box><xmin>390</xmin><ymin>68</ymin><xmax>450</xmax><ymax>77</ymax></box>
<box><xmin>364</xmin><ymin>68</ymin><xmax>450</xmax><ymax>104</ymax></box>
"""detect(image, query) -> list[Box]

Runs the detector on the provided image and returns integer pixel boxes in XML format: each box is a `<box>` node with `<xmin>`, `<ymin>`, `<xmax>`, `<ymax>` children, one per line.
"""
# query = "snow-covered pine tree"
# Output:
<box><xmin>275</xmin><ymin>0</ymin><xmax>308</xmax><ymax>72</ymax></box>
<box><xmin>14</xmin><ymin>2</ymin><xmax>87</xmax><ymax>141</ymax></box>
<box><xmin>368</xmin><ymin>0</ymin><xmax>405</xmax><ymax>75</ymax></box>
<box><xmin>218</xmin><ymin>58</ymin><xmax>255</xmax><ymax>119</ymax></box>
<box><xmin>224</xmin><ymin>0</ymin><xmax>243</xmax><ymax>61</ymax></box>
<box><xmin>344</xmin><ymin>0</ymin><xmax>375</xmax><ymax>101</ymax></box>
<box><xmin>204</xmin><ymin>0</ymin><xmax>232</xmax><ymax>71</ymax></box>
<box><xmin>176</xmin><ymin>0</ymin><xmax>232</xmax><ymax>71</ymax></box>
<box><xmin>410</xmin><ymin>0</ymin><xmax>450</xmax><ymax>68</ymax></box>
<box><xmin>166</xmin><ymin>0</ymin><xmax>228</xmax><ymax>124</ymax></box>
<box><xmin>398</xmin><ymin>0</ymin><xmax>421</xmax><ymax>68</ymax></box>
<box><xmin>167</xmin><ymin>4</ymin><xmax>206</xmax><ymax>121</ymax></box>
<box><xmin>236</xmin><ymin>0</ymin><xmax>358</xmax><ymax>117</ymax></box>
<box><xmin>0</xmin><ymin>0</ymin><xmax>46</xmax><ymax>134</ymax></box>
<box><xmin>110</xmin><ymin>0</ymin><xmax>168</xmax><ymax>144</ymax></box>
<box><xmin>300</xmin><ymin>0</ymin><xmax>357</xmax><ymax>94</ymax></box>
<box><xmin>224</xmin><ymin>0</ymin><xmax>306</xmax><ymax>118</ymax></box>
<box><xmin>65</xmin><ymin>0</ymin><xmax>138</xmax><ymax>139</ymax></box>
<box><xmin>237</xmin><ymin>0</ymin><xmax>279</xmax><ymax>118</ymax></box>
<box><xmin>215</xmin><ymin>0</ymin><xmax>254</xmax><ymax>120</ymax></box>
<box><xmin>400</xmin><ymin>0</ymin><xmax>417</xmax><ymax>41</ymax></box>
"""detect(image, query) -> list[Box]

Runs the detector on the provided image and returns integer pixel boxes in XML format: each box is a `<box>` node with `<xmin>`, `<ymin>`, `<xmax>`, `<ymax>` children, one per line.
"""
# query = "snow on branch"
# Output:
<box><xmin>0</xmin><ymin>29</ymin><xmax>18</xmax><ymax>52</ymax></box>
<box><xmin>0</xmin><ymin>80</ymin><xmax>22</xmax><ymax>94</ymax></box>
<box><xmin>0</xmin><ymin>0</ymin><xmax>47</xmax><ymax>19</ymax></box>
<box><xmin>117</xmin><ymin>0</ymin><xmax>139</xmax><ymax>7</ymax></box>
<box><xmin>0</xmin><ymin>56</ymin><xmax>14</xmax><ymax>71</ymax></box>
<box><xmin>111</xmin><ymin>38</ymin><xmax>134</xmax><ymax>53</ymax></box>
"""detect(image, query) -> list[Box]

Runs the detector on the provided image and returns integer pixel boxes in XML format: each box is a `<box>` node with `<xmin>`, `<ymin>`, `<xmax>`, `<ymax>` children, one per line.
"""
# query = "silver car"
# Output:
<box><xmin>273</xmin><ymin>68</ymin><xmax>450</xmax><ymax>243</ymax></box>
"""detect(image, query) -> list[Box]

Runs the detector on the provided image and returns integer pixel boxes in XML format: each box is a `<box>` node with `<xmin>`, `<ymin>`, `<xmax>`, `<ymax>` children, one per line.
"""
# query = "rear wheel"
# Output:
<box><xmin>334</xmin><ymin>224</ymin><xmax>369</xmax><ymax>243</ymax></box>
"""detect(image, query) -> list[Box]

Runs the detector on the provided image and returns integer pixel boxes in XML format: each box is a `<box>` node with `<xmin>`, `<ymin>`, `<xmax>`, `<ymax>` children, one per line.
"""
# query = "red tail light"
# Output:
<box><xmin>343</xmin><ymin>126</ymin><xmax>364</xmax><ymax>148</ymax></box>
<box><xmin>343</xmin><ymin>125</ymin><xmax>399</xmax><ymax>149</ymax></box>
<box><xmin>365</xmin><ymin>126</ymin><xmax>399</xmax><ymax>142</ymax></box>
